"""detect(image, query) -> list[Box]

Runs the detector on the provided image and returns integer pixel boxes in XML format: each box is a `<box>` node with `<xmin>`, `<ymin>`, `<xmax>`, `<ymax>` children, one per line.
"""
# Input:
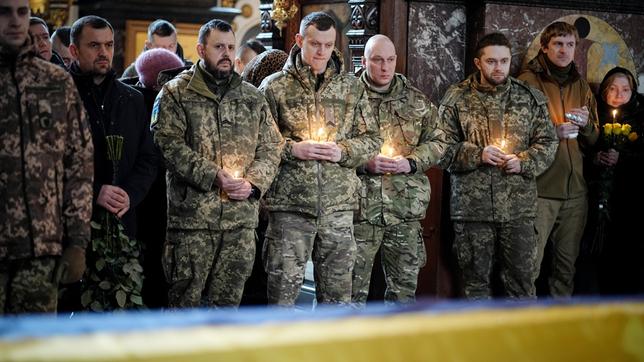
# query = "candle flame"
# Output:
<box><xmin>612</xmin><ymin>109</ymin><xmax>617</xmax><ymax>122</ymax></box>
<box><xmin>381</xmin><ymin>144</ymin><xmax>395</xmax><ymax>157</ymax></box>
<box><xmin>316</xmin><ymin>127</ymin><xmax>326</xmax><ymax>142</ymax></box>
<box><xmin>232</xmin><ymin>169</ymin><xmax>241</xmax><ymax>179</ymax></box>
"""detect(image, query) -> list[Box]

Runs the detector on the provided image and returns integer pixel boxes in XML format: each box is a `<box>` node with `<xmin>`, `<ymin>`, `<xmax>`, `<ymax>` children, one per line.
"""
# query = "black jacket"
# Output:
<box><xmin>70</xmin><ymin>63</ymin><xmax>158</xmax><ymax>237</ymax></box>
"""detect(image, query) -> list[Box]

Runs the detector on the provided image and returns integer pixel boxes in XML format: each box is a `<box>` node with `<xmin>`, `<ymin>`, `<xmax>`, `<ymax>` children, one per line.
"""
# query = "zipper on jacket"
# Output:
<box><xmin>560</xmin><ymin>85</ymin><xmax>573</xmax><ymax>197</ymax></box>
<box><xmin>315</xmin><ymin>92</ymin><xmax>322</xmax><ymax>217</ymax></box>
<box><xmin>11</xmin><ymin>62</ymin><xmax>36</xmax><ymax>254</ymax></box>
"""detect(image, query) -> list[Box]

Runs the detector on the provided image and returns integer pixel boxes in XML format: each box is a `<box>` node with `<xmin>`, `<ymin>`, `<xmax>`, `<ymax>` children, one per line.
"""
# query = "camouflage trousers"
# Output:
<box><xmin>263</xmin><ymin>211</ymin><xmax>356</xmax><ymax>306</ymax></box>
<box><xmin>0</xmin><ymin>257</ymin><xmax>58</xmax><ymax>314</ymax></box>
<box><xmin>351</xmin><ymin>221</ymin><xmax>426</xmax><ymax>305</ymax></box>
<box><xmin>453</xmin><ymin>218</ymin><xmax>537</xmax><ymax>299</ymax></box>
<box><xmin>163</xmin><ymin>228</ymin><xmax>255</xmax><ymax>308</ymax></box>
<box><xmin>534</xmin><ymin>196</ymin><xmax>587</xmax><ymax>297</ymax></box>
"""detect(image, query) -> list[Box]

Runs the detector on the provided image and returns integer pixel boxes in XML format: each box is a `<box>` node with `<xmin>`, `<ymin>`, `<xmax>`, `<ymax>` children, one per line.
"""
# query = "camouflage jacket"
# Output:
<box><xmin>519</xmin><ymin>53</ymin><xmax>599</xmax><ymax>199</ymax></box>
<box><xmin>152</xmin><ymin>62</ymin><xmax>283</xmax><ymax>230</ymax></box>
<box><xmin>259</xmin><ymin>45</ymin><xmax>381</xmax><ymax>217</ymax></box>
<box><xmin>0</xmin><ymin>41</ymin><xmax>94</xmax><ymax>260</ymax></box>
<box><xmin>438</xmin><ymin>73</ymin><xmax>558</xmax><ymax>222</ymax></box>
<box><xmin>356</xmin><ymin>73</ymin><xmax>449</xmax><ymax>225</ymax></box>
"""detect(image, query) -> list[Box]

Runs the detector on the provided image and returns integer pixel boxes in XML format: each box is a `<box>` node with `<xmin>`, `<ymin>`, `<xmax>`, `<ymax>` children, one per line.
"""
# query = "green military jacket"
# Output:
<box><xmin>438</xmin><ymin>73</ymin><xmax>558</xmax><ymax>222</ymax></box>
<box><xmin>152</xmin><ymin>62</ymin><xmax>283</xmax><ymax>230</ymax></box>
<box><xmin>259</xmin><ymin>45</ymin><xmax>381</xmax><ymax>217</ymax></box>
<box><xmin>0</xmin><ymin>41</ymin><xmax>94</xmax><ymax>260</ymax></box>
<box><xmin>356</xmin><ymin>73</ymin><xmax>448</xmax><ymax>225</ymax></box>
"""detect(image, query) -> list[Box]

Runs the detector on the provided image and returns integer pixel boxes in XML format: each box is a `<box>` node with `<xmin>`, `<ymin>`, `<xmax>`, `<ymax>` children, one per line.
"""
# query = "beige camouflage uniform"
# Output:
<box><xmin>152</xmin><ymin>61</ymin><xmax>283</xmax><ymax>308</ymax></box>
<box><xmin>352</xmin><ymin>73</ymin><xmax>448</xmax><ymax>305</ymax></box>
<box><xmin>0</xmin><ymin>40</ymin><xmax>94</xmax><ymax>313</ymax></box>
<box><xmin>439</xmin><ymin>73</ymin><xmax>558</xmax><ymax>299</ymax></box>
<box><xmin>260</xmin><ymin>45</ymin><xmax>381</xmax><ymax>306</ymax></box>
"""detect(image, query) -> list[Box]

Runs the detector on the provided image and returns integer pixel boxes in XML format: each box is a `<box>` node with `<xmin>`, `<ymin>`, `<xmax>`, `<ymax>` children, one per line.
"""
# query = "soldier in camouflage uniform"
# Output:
<box><xmin>351</xmin><ymin>35</ymin><xmax>449</xmax><ymax>305</ymax></box>
<box><xmin>438</xmin><ymin>33</ymin><xmax>558</xmax><ymax>299</ymax></box>
<box><xmin>259</xmin><ymin>12</ymin><xmax>381</xmax><ymax>307</ymax></box>
<box><xmin>0</xmin><ymin>0</ymin><xmax>94</xmax><ymax>314</ymax></box>
<box><xmin>152</xmin><ymin>19</ymin><xmax>283</xmax><ymax>308</ymax></box>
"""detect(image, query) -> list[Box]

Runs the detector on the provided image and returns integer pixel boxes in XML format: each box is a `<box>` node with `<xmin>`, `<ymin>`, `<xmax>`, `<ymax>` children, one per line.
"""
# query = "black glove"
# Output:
<box><xmin>56</xmin><ymin>245</ymin><xmax>86</xmax><ymax>284</ymax></box>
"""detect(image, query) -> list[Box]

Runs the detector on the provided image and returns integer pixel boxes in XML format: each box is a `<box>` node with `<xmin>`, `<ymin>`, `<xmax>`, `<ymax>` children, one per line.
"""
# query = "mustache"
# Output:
<box><xmin>95</xmin><ymin>56</ymin><xmax>110</xmax><ymax>63</ymax></box>
<box><xmin>217</xmin><ymin>58</ymin><xmax>231</xmax><ymax>65</ymax></box>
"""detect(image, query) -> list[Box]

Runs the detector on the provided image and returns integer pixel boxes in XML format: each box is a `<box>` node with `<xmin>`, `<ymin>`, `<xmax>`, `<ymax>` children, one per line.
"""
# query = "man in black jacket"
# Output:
<box><xmin>69</xmin><ymin>15</ymin><xmax>157</xmax><ymax>239</ymax></box>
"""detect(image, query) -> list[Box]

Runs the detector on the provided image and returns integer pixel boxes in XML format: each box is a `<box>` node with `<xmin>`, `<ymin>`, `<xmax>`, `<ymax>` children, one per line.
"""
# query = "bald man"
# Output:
<box><xmin>351</xmin><ymin>34</ymin><xmax>450</xmax><ymax>305</ymax></box>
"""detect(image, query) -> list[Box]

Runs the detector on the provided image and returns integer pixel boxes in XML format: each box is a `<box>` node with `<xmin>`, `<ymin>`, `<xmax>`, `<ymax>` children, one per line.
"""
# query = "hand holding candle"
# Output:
<box><xmin>216</xmin><ymin>168</ymin><xmax>252</xmax><ymax>200</ymax></box>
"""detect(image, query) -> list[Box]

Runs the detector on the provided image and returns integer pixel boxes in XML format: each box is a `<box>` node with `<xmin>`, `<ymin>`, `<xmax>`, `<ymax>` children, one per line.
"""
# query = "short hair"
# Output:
<box><xmin>198</xmin><ymin>19</ymin><xmax>234</xmax><ymax>45</ymax></box>
<box><xmin>51</xmin><ymin>26</ymin><xmax>71</xmax><ymax>47</ymax></box>
<box><xmin>71</xmin><ymin>15</ymin><xmax>114</xmax><ymax>46</ymax></box>
<box><xmin>540</xmin><ymin>21</ymin><xmax>579</xmax><ymax>48</ymax></box>
<box><xmin>474</xmin><ymin>32</ymin><xmax>511</xmax><ymax>58</ymax></box>
<box><xmin>147</xmin><ymin>19</ymin><xmax>176</xmax><ymax>41</ymax></box>
<box><xmin>236</xmin><ymin>39</ymin><xmax>266</xmax><ymax>58</ymax></box>
<box><xmin>299</xmin><ymin>12</ymin><xmax>336</xmax><ymax>35</ymax></box>
<box><xmin>29</xmin><ymin>16</ymin><xmax>48</xmax><ymax>28</ymax></box>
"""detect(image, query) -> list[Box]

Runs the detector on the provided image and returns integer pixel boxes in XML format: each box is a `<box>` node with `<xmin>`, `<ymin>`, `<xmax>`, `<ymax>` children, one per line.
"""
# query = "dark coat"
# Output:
<box><xmin>70</xmin><ymin>63</ymin><xmax>158</xmax><ymax>237</ymax></box>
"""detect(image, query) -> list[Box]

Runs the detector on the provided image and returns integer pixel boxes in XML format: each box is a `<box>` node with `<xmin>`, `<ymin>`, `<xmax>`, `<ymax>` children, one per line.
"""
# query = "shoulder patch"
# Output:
<box><xmin>150</xmin><ymin>97</ymin><xmax>161</xmax><ymax>129</ymax></box>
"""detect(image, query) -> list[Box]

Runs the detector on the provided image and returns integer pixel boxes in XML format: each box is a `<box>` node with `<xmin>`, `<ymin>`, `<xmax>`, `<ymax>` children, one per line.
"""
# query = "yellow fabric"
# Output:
<box><xmin>2</xmin><ymin>302</ymin><xmax>643</xmax><ymax>361</ymax></box>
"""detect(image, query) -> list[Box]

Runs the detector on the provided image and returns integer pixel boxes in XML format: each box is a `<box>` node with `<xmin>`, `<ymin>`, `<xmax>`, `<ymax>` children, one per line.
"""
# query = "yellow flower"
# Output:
<box><xmin>628</xmin><ymin>132</ymin><xmax>638</xmax><ymax>142</ymax></box>
<box><xmin>612</xmin><ymin>123</ymin><xmax>622</xmax><ymax>135</ymax></box>
<box><xmin>603</xmin><ymin>123</ymin><xmax>613</xmax><ymax>135</ymax></box>
<box><xmin>622</xmin><ymin>124</ymin><xmax>632</xmax><ymax>135</ymax></box>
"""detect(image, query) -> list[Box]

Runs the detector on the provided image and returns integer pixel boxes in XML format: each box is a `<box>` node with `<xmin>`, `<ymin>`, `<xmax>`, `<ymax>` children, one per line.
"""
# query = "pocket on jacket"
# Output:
<box><xmin>390</xmin><ymin>175</ymin><xmax>430</xmax><ymax>220</ymax></box>
<box><xmin>162</xmin><ymin>233</ymin><xmax>193</xmax><ymax>283</ymax></box>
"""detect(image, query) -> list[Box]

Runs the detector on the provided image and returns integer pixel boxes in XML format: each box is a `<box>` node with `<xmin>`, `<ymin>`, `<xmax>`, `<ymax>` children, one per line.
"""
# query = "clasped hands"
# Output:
<box><xmin>216</xmin><ymin>169</ymin><xmax>252</xmax><ymax>200</ymax></box>
<box><xmin>292</xmin><ymin>140</ymin><xmax>342</xmax><ymax>162</ymax></box>
<box><xmin>482</xmin><ymin>145</ymin><xmax>521</xmax><ymax>174</ymax></box>
<box><xmin>366</xmin><ymin>154</ymin><xmax>411</xmax><ymax>174</ymax></box>
<box><xmin>97</xmin><ymin>185</ymin><xmax>130</xmax><ymax>217</ymax></box>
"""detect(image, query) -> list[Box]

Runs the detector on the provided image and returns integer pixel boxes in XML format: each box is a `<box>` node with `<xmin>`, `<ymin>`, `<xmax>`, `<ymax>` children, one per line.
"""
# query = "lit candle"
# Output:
<box><xmin>315</xmin><ymin>127</ymin><xmax>326</xmax><ymax>142</ymax></box>
<box><xmin>500</xmin><ymin>139</ymin><xmax>507</xmax><ymax>151</ymax></box>
<box><xmin>381</xmin><ymin>143</ymin><xmax>395</xmax><ymax>157</ymax></box>
<box><xmin>232</xmin><ymin>169</ymin><xmax>242</xmax><ymax>179</ymax></box>
<box><xmin>612</xmin><ymin>109</ymin><xmax>617</xmax><ymax>123</ymax></box>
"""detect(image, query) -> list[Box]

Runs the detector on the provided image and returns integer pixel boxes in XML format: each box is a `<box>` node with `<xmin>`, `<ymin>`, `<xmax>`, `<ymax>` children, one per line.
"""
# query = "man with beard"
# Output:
<box><xmin>151</xmin><ymin>19</ymin><xmax>283</xmax><ymax>308</ymax></box>
<box><xmin>259</xmin><ymin>12</ymin><xmax>381</xmax><ymax>307</ymax></box>
<box><xmin>438</xmin><ymin>33</ymin><xmax>558</xmax><ymax>299</ymax></box>
<box><xmin>69</xmin><ymin>16</ymin><xmax>157</xmax><ymax>240</ymax></box>
<box><xmin>518</xmin><ymin>22</ymin><xmax>599</xmax><ymax>297</ymax></box>
<box><xmin>66</xmin><ymin>15</ymin><xmax>156</xmax><ymax>310</ymax></box>
<box><xmin>0</xmin><ymin>0</ymin><xmax>93</xmax><ymax>314</ymax></box>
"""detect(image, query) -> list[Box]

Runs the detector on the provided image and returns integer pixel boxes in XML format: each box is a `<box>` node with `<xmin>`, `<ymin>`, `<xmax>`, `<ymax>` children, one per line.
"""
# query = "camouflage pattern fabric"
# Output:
<box><xmin>0</xmin><ymin>257</ymin><xmax>58</xmax><ymax>314</ymax></box>
<box><xmin>0</xmin><ymin>41</ymin><xmax>94</xmax><ymax>261</ymax></box>
<box><xmin>438</xmin><ymin>73</ymin><xmax>558</xmax><ymax>222</ymax></box>
<box><xmin>259</xmin><ymin>45</ymin><xmax>382</xmax><ymax>217</ymax></box>
<box><xmin>452</xmin><ymin>219</ymin><xmax>537</xmax><ymax>299</ymax></box>
<box><xmin>163</xmin><ymin>227</ymin><xmax>255</xmax><ymax>308</ymax></box>
<box><xmin>152</xmin><ymin>61</ymin><xmax>283</xmax><ymax>231</ymax></box>
<box><xmin>263</xmin><ymin>211</ymin><xmax>356</xmax><ymax>306</ymax></box>
<box><xmin>351</xmin><ymin>73</ymin><xmax>446</xmax><ymax>305</ymax></box>
<box><xmin>351</xmin><ymin>221</ymin><xmax>425</xmax><ymax>305</ymax></box>
<box><xmin>1</xmin><ymin>38</ymin><xmax>93</xmax><ymax>314</ymax></box>
<box><xmin>355</xmin><ymin>73</ymin><xmax>449</xmax><ymax>226</ymax></box>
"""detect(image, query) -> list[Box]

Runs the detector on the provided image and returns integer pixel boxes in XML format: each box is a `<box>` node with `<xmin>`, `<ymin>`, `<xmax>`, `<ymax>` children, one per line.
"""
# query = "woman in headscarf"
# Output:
<box><xmin>591</xmin><ymin>67</ymin><xmax>644</xmax><ymax>295</ymax></box>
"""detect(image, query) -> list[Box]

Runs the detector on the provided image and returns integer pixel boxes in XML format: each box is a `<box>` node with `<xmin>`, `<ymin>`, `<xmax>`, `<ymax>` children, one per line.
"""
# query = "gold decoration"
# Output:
<box><xmin>29</xmin><ymin>0</ymin><xmax>72</xmax><ymax>28</ymax></box>
<box><xmin>271</xmin><ymin>0</ymin><xmax>298</xmax><ymax>31</ymax></box>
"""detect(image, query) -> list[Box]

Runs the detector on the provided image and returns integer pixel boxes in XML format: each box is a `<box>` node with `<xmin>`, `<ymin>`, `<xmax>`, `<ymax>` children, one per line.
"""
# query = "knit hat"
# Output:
<box><xmin>135</xmin><ymin>48</ymin><xmax>183</xmax><ymax>89</ymax></box>
<box><xmin>241</xmin><ymin>49</ymin><xmax>288</xmax><ymax>88</ymax></box>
